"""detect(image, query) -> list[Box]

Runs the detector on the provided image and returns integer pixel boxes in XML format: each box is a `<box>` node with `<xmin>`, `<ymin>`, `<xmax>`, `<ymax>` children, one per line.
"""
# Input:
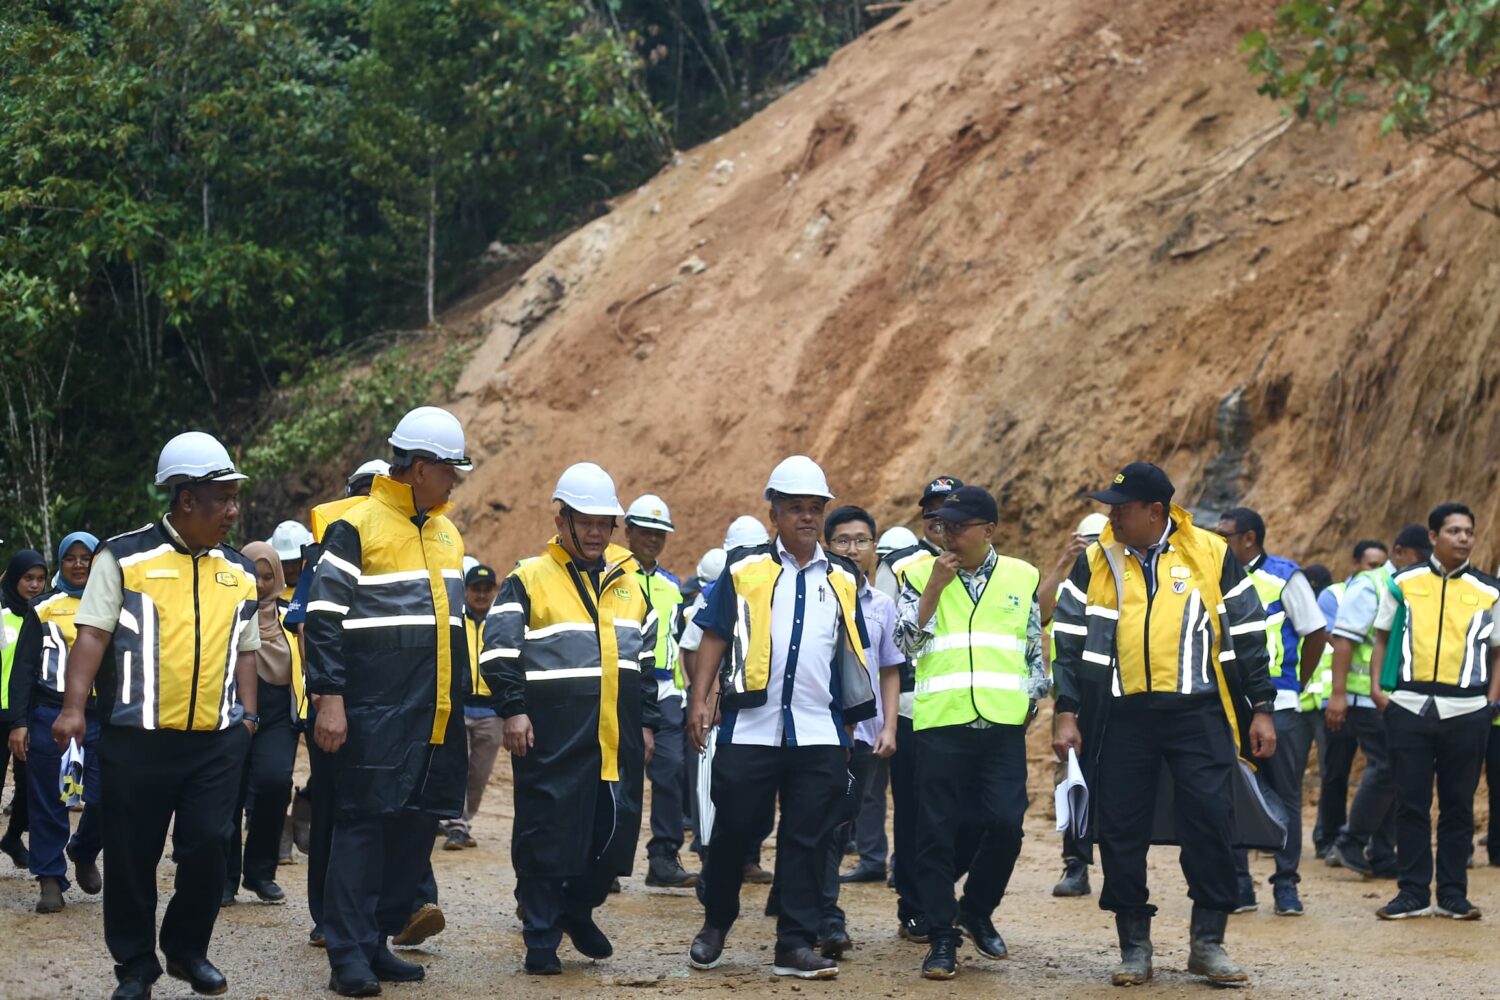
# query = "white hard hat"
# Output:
<box><xmin>155</xmin><ymin>431</ymin><xmax>248</xmax><ymax>486</ymax></box>
<box><xmin>876</xmin><ymin>525</ymin><xmax>919</xmax><ymax>557</ymax></box>
<box><xmin>267</xmin><ymin>520</ymin><xmax>315</xmax><ymax>561</ymax></box>
<box><xmin>347</xmin><ymin>458</ymin><xmax>391</xmax><ymax>487</ymax></box>
<box><xmin>624</xmin><ymin>494</ymin><xmax>675</xmax><ymax>532</ymax></box>
<box><xmin>697</xmin><ymin>547</ymin><xmax>727</xmax><ymax>585</ymax></box>
<box><xmin>723</xmin><ymin>515</ymin><xmax>770</xmax><ymax>551</ymax></box>
<box><xmin>388</xmin><ymin>406</ymin><xmax>472</xmax><ymax>471</ymax></box>
<box><xmin>462</xmin><ymin>555</ymin><xmax>479</xmax><ymax>575</ymax></box>
<box><xmin>552</xmin><ymin>462</ymin><xmax>625</xmax><ymax>517</ymax></box>
<box><xmin>763</xmin><ymin>455</ymin><xmax>834</xmax><ymax>501</ymax></box>
<box><xmin>1077</xmin><ymin>512</ymin><xmax>1109</xmax><ymax>538</ymax></box>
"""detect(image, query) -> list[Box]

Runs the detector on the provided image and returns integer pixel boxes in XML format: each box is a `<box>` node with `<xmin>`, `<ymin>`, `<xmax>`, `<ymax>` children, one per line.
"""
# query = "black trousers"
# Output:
<box><xmin>702</xmin><ymin>743</ymin><xmax>845</xmax><ymax>950</ymax></box>
<box><xmin>101</xmin><ymin>724</ymin><xmax>250</xmax><ymax>982</ymax></box>
<box><xmin>225</xmin><ymin>678</ymin><xmax>297</xmax><ymax>890</ymax></box>
<box><xmin>1331</xmin><ymin>706</ymin><xmax>1397</xmax><ymax>869</ymax></box>
<box><xmin>306</xmin><ymin>723</ymin><xmax>336</xmax><ymax>931</ymax></box>
<box><xmin>1313</xmin><ymin>711</ymin><xmax>1356</xmax><ymax>853</ymax></box>
<box><xmin>1487</xmin><ymin>724</ymin><xmax>1500</xmax><ymax>866</ymax></box>
<box><xmin>1385</xmin><ymin>702</ymin><xmax>1490</xmax><ymax>905</ymax></box>
<box><xmin>1096</xmin><ymin>700</ymin><xmax>1238</xmax><ymax>917</ymax></box>
<box><xmin>647</xmin><ymin>696</ymin><xmax>689</xmax><ymax>857</ymax></box>
<box><xmin>323</xmin><ymin>810</ymin><xmax>433</xmax><ymax>970</ymax></box>
<box><xmin>517</xmin><ymin>782</ymin><xmax>618</xmax><ymax>951</ymax></box>
<box><xmin>913</xmin><ymin>724</ymin><xmax>1027</xmax><ymax>941</ymax></box>
<box><xmin>0</xmin><ymin>744</ymin><xmax>29</xmax><ymax>845</ymax></box>
<box><xmin>1234</xmin><ymin>709</ymin><xmax>1314</xmax><ymax>886</ymax></box>
<box><xmin>818</xmin><ymin>746</ymin><xmax>864</xmax><ymax>935</ymax></box>
<box><xmin>890</xmin><ymin>715</ymin><xmax>922</xmax><ymax>921</ymax></box>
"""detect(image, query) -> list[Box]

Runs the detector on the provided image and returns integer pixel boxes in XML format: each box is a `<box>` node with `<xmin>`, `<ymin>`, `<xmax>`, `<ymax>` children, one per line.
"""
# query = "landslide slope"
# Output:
<box><xmin>450</xmin><ymin>0</ymin><xmax>1500</xmax><ymax>572</ymax></box>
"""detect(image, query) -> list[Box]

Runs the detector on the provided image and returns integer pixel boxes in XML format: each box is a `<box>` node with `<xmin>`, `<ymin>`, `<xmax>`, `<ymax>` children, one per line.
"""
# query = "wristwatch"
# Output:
<box><xmin>1250</xmin><ymin>701</ymin><xmax>1274</xmax><ymax>716</ymax></box>
<box><xmin>242</xmin><ymin>711</ymin><xmax>261</xmax><ymax>733</ymax></box>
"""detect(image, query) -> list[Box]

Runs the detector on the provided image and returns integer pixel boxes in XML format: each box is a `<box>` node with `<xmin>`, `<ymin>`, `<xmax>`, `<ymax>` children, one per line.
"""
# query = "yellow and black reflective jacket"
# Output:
<box><xmin>1390</xmin><ymin>559</ymin><xmax>1499</xmax><ymax>697</ymax></box>
<box><xmin>303</xmin><ymin>475</ymin><xmax>470</xmax><ymax>818</ymax></box>
<box><xmin>482</xmin><ymin>538</ymin><xmax>660</xmax><ymax>878</ymax></box>
<box><xmin>96</xmin><ymin>519</ymin><xmax>259</xmax><ymax>732</ymax></box>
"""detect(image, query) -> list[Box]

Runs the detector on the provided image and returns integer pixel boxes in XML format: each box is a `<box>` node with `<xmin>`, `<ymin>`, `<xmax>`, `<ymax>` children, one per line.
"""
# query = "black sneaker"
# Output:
<box><xmin>772</xmin><ymin>946</ymin><xmax>838</xmax><ymax>979</ymax></box>
<box><xmin>898</xmin><ymin>915</ymin><xmax>930</xmax><ymax>944</ymax></box>
<box><xmin>524</xmin><ymin>948</ymin><xmax>562</xmax><ymax>975</ymax></box>
<box><xmin>921</xmin><ymin>936</ymin><xmax>958</xmax><ymax>980</ymax></box>
<box><xmin>442</xmin><ymin>828</ymin><xmax>467</xmax><ymax>851</ymax></box>
<box><xmin>818</xmin><ymin>927</ymin><xmax>852</xmax><ymax>960</ymax></box>
<box><xmin>1328</xmin><ymin>840</ymin><xmax>1374</xmax><ymax>877</ymax></box>
<box><xmin>0</xmin><ymin>836</ymin><xmax>29</xmax><ymax>869</ymax></box>
<box><xmin>1434</xmin><ymin>897</ymin><xmax>1482</xmax><ymax>920</ymax></box>
<box><xmin>689</xmin><ymin>924</ymin><xmax>726</xmax><ymax>970</ymax></box>
<box><xmin>1376</xmin><ymin>894</ymin><xmax>1432</xmax><ymax>919</ymax></box>
<box><xmin>1231</xmin><ymin>874</ymin><xmax>1258</xmax><ymax>914</ymax></box>
<box><xmin>1272</xmin><ymin>881</ymin><xmax>1303</xmax><ymax>916</ymax></box>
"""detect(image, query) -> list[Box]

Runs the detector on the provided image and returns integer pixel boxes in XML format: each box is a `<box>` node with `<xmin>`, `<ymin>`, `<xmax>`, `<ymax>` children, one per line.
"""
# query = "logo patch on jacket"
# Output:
<box><xmin>614</xmin><ymin>587</ymin><xmax>633</xmax><ymax>600</ymax></box>
<box><xmin>1172</xmin><ymin>580</ymin><xmax>1188</xmax><ymax>594</ymax></box>
<box><xmin>438</xmin><ymin>531</ymin><xmax>454</xmax><ymax>546</ymax></box>
<box><xmin>1170</xmin><ymin>566</ymin><xmax>1191</xmax><ymax>580</ymax></box>
<box><xmin>1006</xmin><ymin>594</ymin><xmax>1021</xmax><ymax>608</ymax></box>
<box><xmin>215</xmin><ymin>571</ymin><xmax>239</xmax><ymax>587</ymax></box>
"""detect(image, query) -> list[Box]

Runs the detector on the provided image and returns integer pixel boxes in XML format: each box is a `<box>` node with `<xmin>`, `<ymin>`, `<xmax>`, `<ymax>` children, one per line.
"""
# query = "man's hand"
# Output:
<box><xmin>1057</xmin><ymin>533</ymin><xmax>1089</xmax><ymax>570</ymax></box>
<box><xmin>1324</xmin><ymin>692</ymin><xmax>1348</xmax><ymax>732</ymax></box>
<box><xmin>1249</xmin><ymin>712</ymin><xmax>1277</xmax><ymax>758</ymax></box>
<box><xmin>7</xmin><ymin>727</ymin><xmax>27</xmax><ymax>762</ymax></box>
<box><xmin>52</xmin><ymin>706</ymin><xmax>86</xmax><ymax>752</ymax></box>
<box><xmin>1052</xmin><ymin>711</ymin><xmax>1082</xmax><ymax>759</ymax></box>
<box><xmin>687</xmin><ymin>696</ymin><xmax>714</xmax><ymax>753</ymax></box>
<box><xmin>1372</xmin><ymin>689</ymin><xmax>1390</xmax><ymax>714</ymax></box>
<box><xmin>504</xmin><ymin>713</ymin><xmax>535</xmax><ymax>757</ymax></box>
<box><xmin>873</xmin><ymin>726</ymin><xmax>897</xmax><ymax>758</ymax></box>
<box><xmin>643</xmin><ymin>727</ymin><xmax>655</xmax><ymax>767</ymax></box>
<box><xmin>313</xmin><ymin>694</ymin><xmax>348</xmax><ymax>754</ymax></box>
<box><xmin>929</xmin><ymin>550</ymin><xmax>961</xmax><ymax>591</ymax></box>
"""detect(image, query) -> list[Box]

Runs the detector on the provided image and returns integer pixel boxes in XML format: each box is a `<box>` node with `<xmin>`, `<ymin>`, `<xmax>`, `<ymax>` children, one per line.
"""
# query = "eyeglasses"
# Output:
<box><xmin>829</xmin><ymin>536</ymin><xmax>873</xmax><ymax>551</ymax></box>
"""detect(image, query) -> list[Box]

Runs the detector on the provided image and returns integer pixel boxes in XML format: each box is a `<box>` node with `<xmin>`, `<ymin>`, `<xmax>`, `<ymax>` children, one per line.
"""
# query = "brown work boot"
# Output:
<box><xmin>36</xmin><ymin>876</ymin><xmax>65</xmax><ymax>914</ymax></box>
<box><xmin>742</xmin><ymin>862</ymin><xmax>773</xmax><ymax>885</ymax></box>
<box><xmin>392</xmin><ymin>902</ymin><xmax>445</xmax><ymax>947</ymax></box>
<box><xmin>1185</xmin><ymin>906</ymin><xmax>1247</xmax><ymax>984</ymax></box>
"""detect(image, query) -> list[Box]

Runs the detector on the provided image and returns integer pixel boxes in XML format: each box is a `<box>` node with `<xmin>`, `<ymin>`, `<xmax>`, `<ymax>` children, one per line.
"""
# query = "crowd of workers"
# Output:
<box><xmin>0</xmin><ymin>407</ymin><xmax>1496</xmax><ymax>998</ymax></box>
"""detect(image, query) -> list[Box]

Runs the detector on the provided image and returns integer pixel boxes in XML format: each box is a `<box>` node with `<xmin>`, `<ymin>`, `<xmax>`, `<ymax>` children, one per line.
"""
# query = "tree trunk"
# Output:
<box><xmin>426</xmin><ymin>170</ymin><xmax>437</xmax><ymax>326</ymax></box>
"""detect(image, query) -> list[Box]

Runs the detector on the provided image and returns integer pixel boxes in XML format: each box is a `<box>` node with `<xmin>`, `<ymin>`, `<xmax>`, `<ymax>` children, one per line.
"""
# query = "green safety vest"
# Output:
<box><xmin>1302</xmin><ymin>570</ymin><xmax>1385</xmax><ymax>710</ymax></box>
<box><xmin>1</xmin><ymin>609</ymin><xmax>21</xmax><ymax>712</ymax></box>
<box><xmin>905</xmin><ymin>553</ymin><xmax>1038</xmax><ymax>731</ymax></box>
<box><xmin>636</xmin><ymin>566</ymin><xmax>684</xmax><ymax>692</ymax></box>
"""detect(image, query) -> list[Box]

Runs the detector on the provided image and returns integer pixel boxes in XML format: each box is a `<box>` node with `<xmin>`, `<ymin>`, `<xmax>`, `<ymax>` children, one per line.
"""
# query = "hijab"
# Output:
<box><xmin>53</xmin><ymin>531</ymin><xmax>100</xmax><ymax>598</ymax></box>
<box><xmin>241</xmin><ymin>541</ymin><xmax>292</xmax><ymax>686</ymax></box>
<box><xmin>1</xmin><ymin>549</ymin><xmax>47</xmax><ymax>615</ymax></box>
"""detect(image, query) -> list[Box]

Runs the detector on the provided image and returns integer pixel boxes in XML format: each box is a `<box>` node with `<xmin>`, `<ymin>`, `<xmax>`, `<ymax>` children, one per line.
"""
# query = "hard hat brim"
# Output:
<box><xmin>625</xmin><ymin>516</ymin><xmax>675</xmax><ymax>532</ymax></box>
<box><xmin>763</xmin><ymin>488</ymin><xmax>835</xmax><ymax>501</ymax></box>
<box><xmin>562</xmin><ymin>501</ymin><xmax>626</xmax><ymax>517</ymax></box>
<box><xmin>271</xmin><ymin>547</ymin><xmax>303</xmax><ymax>561</ymax></box>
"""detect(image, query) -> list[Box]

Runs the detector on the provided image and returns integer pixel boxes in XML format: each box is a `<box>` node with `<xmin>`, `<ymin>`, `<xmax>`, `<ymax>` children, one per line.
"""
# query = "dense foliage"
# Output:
<box><xmin>1246</xmin><ymin>1</ymin><xmax>1500</xmax><ymax>213</ymax></box>
<box><xmin>0</xmin><ymin>0</ymin><xmax>878</xmax><ymax>551</ymax></box>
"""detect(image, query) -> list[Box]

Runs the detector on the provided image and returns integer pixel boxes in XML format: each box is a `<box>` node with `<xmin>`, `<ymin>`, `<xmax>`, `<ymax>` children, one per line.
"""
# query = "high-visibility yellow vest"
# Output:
<box><xmin>465</xmin><ymin>615</ymin><xmax>490</xmax><ymax>699</ymax></box>
<box><xmin>284</xmin><ymin>607</ymin><xmax>306</xmax><ymax>721</ymax></box>
<box><xmin>0</xmin><ymin>609</ymin><xmax>22</xmax><ymax>712</ymax></box>
<box><xmin>1391</xmin><ymin>561</ymin><xmax>1499</xmax><ymax>695</ymax></box>
<box><xmin>102</xmin><ymin>520</ymin><xmax>259</xmax><ymax>731</ymax></box>
<box><xmin>904</xmin><ymin>553</ymin><xmax>1037</xmax><ymax>730</ymax></box>
<box><xmin>636</xmin><ymin>566</ymin><xmax>683</xmax><ymax>695</ymax></box>
<box><xmin>34</xmin><ymin>592</ymin><xmax>82</xmax><ymax>697</ymax></box>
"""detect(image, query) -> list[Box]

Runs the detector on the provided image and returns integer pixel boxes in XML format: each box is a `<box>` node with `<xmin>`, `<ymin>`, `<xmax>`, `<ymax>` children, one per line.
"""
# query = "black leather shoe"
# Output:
<box><xmin>558</xmin><ymin>913</ymin><xmax>613</xmax><ymax>959</ymax></box>
<box><xmin>165</xmin><ymin>957</ymin><xmax>228</xmax><ymax>996</ymax></box>
<box><xmin>689</xmin><ymin>924</ymin><xmax>727</xmax><ymax>970</ymax></box>
<box><xmin>772</xmin><ymin>946</ymin><xmax>838</xmax><ymax>979</ymax></box>
<box><xmin>328</xmin><ymin>964</ymin><xmax>382</xmax><ymax>997</ymax></box>
<box><xmin>219</xmin><ymin>889</ymin><xmax>236</xmax><ymax>908</ymax></box>
<box><xmin>956</xmin><ymin>910</ymin><xmax>1007</xmax><ymax>959</ymax></box>
<box><xmin>308</xmin><ymin>926</ymin><xmax>326</xmax><ymax>948</ymax></box>
<box><xmin>898</xmin><ymin>915</ymin><xmax>930</xmax><ymax>944</ymax></box>
<box><xmin>0</xmin><ymin>835</ymin><xmax>30</xmax><ymax>869</ymax></box>
<box><xmin>110</xmin><ymin>978</ymin><xmax>153</xmax><ymax>1000</ymax></box>
<box><xmin>371</xmin><ymin>944</ymin><xmax>425</xmax><ymax>982</ymax></box>
<box><xmin>840</xmin><ymin>863</ymin><xmax>887</xmax><ymax>884</ymax></box>
<box><xmin>244</xmin><ymin>879</ymin><xmax>285</xmax><ymax>903</ymax></box>
<box><xmin>524</xmin><ymin>948</ymin><xmax>562</xmax><ymax>975</ymax></box>
<box><xmin>68</xmin><ymin>844</ymin><xmax>102</xmax><ymax>895</ymax></box>
<box><xmin>922</xmin><ymin>935</ymin><xmax>958</xmax><ymax>980</ymax></box>
<box><xmin>818</xmin><ymin>927</ymin><xmax>853</xmax><ymax>959</ymax></box>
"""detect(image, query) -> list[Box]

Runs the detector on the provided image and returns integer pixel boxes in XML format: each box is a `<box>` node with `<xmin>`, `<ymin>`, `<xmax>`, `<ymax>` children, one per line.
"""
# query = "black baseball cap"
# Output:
<box><xmin>1087</xmin><ymin>463</ymin><xmax>1175</xmax><ymax>506</ymax></box>
<box><xmin>920</xmin><ymin>475</ymin><xmax>964</xmax><ymax>507</ymax></box>
<box><xmin>925</xmin><ymin>485</ymin><xmax>998</xmax><ymax>525</ymax></box>
<box><xmin>465</xmin><ymin>564</ymin><xmax>498</xmax><ymax>586</ymax></box>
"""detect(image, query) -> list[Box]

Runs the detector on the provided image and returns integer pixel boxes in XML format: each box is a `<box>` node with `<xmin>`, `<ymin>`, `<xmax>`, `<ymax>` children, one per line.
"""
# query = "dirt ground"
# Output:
<box><xmin>2</xmin><ymin>723</ymin><xmax>1498</xmax><ymax>1000</ymax></box>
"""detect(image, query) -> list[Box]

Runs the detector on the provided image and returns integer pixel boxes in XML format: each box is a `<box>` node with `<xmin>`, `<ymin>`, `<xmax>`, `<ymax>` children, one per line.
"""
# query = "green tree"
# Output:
<box><xmin>1245</xmin><ymin>1</ymin><xmax>1500</xmax><ymax>214</ymax></box>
